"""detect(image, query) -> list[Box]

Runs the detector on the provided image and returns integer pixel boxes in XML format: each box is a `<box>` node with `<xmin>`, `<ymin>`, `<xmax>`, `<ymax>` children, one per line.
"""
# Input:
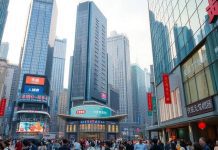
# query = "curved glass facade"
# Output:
<box><xmin>149</xmin><ymin>0</ymin><xmax>218</xmax><ymax>85</ymax></box>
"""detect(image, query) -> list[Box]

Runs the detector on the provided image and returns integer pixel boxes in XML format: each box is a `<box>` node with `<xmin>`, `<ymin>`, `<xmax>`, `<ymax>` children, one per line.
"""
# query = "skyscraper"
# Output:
<box><xmin>14</xmin><ymin>0</ymin><xmax>57</xmax><ymax>137</ymax></box>
<box><xmin>131</xmin><ymin>64</ymin><xmax>146</xmax><ymax>125</ymax></box>
<box><xmin>50</xmin><ymin>38</ymin><xmax>66</xmax><ymax>132</ymax></box>
<box><xmin>107</xmin><ymin>31</ymin><xmax>133</xmax><ymax>122</ymax></box>
<box><xmin>0</xmin><ymin>42</ymin><xmax>9</xmax><ymax>60</ymax></box>
<box><xmin>0</xmin><ymin>0</ymin><xmax>9</xmax><ymax>44</ymax></box>
<box><xmin>69</xmin><ymin>1</ymin><xmax>107</xmax><ymax>106</ymax></box>
<box><xmin>148</xmin><ymin>0</ymin><xmax>218</xmax><ymax>141</ymax></box>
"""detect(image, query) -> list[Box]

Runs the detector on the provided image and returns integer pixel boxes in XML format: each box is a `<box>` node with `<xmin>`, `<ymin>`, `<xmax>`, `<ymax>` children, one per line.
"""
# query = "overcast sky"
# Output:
<box><xmin>2</xmin><ymin>0</ymin><xmax>152</xmax><ymax>88</ymax></box>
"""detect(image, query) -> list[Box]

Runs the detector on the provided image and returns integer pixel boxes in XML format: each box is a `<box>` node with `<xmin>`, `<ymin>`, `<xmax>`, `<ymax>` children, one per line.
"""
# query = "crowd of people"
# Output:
<box><xmin>0</xmin><ymin>137</ymin><xmax>217</xmax><ymax>150</ymax></box>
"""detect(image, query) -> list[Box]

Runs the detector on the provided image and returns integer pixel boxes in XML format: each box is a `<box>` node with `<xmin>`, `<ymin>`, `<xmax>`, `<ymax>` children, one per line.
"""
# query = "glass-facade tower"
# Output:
<box><xmin>14</xmin><ymin>0</ymin><xmax>57</xmax><ymax>136</ymax></box>
<box><xmin>69</xmin><ymin>1</ymin><xmax>107</xmax><ymax>106</ymax></box>
<box><xmin>0</xmin><ymin>0</ymin><xmax>9</xmax><ymax>44</ymax></box>
<box><xmin>149</xmin><ymin>0</ymin><xmax>218</xmax><ymax>142</ymax></box>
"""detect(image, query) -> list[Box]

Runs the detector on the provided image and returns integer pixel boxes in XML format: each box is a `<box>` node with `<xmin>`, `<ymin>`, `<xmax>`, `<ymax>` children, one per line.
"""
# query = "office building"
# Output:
<box><xmin>58</xmin><ymin>89</ymin><xmax>67</xmax><ymax>135</ymax></box>
<box><xmin>0</xmin><ymin>42</ymin><xmax>9</xmax><ymax>60</ymax></box>
<box><xmin>107</xmin><ymin>32</ymin><xmax>133</xmax><ymax>122</ymax></box>
<box><xmin>69</xmin><ymin>1</ymin><xmax>107</xmax><ymax>106</ymax></box>
<box><xmin>14</xmin><ymin>0</ymin><xmax>57</xmax><ymax>138</ymax></box>
<box><xmin>131</xmin><ymin>64</ymin><xmax>146</xmax><ymax>125</ymax></box>
<box><xmin>0</xmin><ymin>0</ymin><xmax>9</xmax><ymax>44</ymax></box>
<box><xmin>108</xmin><ymin>84</ymin><xmax>119</xmax><ymax>113</ymax></box>
<box><xmin>50</xmin><ymin>38</ymin><xmax>66</xmax><ymax>132</ymax></box>
<box><xmin>149</xmin><ymin>0</ymin><xmax>218</xmax><ymax>142</ymax></box>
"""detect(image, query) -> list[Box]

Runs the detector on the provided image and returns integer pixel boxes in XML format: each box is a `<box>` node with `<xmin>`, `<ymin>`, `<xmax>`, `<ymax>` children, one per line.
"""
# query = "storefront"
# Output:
<box><xmin>59</xmin><ymin>104</ymin><xmax>127</xmax><ymax>140</ymax></box>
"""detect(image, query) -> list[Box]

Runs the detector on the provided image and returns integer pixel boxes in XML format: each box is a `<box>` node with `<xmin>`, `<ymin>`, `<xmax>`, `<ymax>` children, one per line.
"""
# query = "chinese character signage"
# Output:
<box><xmin>19</xmin><ymin>94</ymin><xmax>48</xmax><ymax>103</ymax></box>
<box><xmin>25</xmin><ymin>76</ymin><xmax>45</xmax><ymax>86</ymax></box>
<box><xmin>162</xmin><ymin>74</ymin><xmax>171</xmax><ymax>104</ymax></box>
<box><xmin>147</xmin><ymin>93</ymin><xmax>153</xmax><ymax>111</ymax></box>
<box><xmin>71</xmin><ymin>105</ymin><xmax>112</xmax><ymax>118</ymax></box>
<box><xmin>0</xmin><ymin>98</ymin><xmax>6</xmax><ymax>117</ymax></box>
<box><xmin>152</xmin><ymin>97</ymin><xmax>157</xmax><ymax>112</ymax></box>
<box><xmin>24</xmin><ymin>85</ymin><xmax>44</xmax><ymax>95</ymax></box>
<box><xmin>187</xmin><ymin>98</ymin><xmax>214</xmax><ymax>117</ymax></box>
<box><xmin>206</xmin><ymin>0</ymin><xmax>218</xmax><ymax>23</ymax></box>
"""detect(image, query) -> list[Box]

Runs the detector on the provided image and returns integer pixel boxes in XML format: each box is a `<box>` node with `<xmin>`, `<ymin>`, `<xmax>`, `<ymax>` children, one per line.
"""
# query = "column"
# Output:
<box><xmin>188</xmin><ymin>124</ymin><xmax>194</xmax><ymax>143</ymax></box>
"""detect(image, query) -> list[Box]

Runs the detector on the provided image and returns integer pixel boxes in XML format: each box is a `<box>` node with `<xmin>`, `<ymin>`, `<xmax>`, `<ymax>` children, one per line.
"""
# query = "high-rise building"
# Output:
<box><xmin>69</xmin><ymin>1</ymin><xmax>107</xmax><ymax>106</ymax></box>
<box><xmin>149</xmin><ymin>0</ymin><xmax>218</xmax><ymax>142</ymax></box>
<box><xmin>13</xmin><ymin>0</ymin><xmax>57</xmax><ymax>137</ymax></box>
<box><xmin>58</xmin><ymin>89</ymin><xmax>67</xmax><ymax>135</ymax></box>
<box><xmin>108</xmin><ymin>84</ymin><xmax>119</xmax><ymax>113</ymax></box>
<box><xmin>50</xmin><ymin>38</ymin><xmax>66</xmax><ymax>132</ymax></box>
<box><xmin>131</xmin><ymin>64</ymin><xmax>146</xmax><ymax>125</ymax></box>
<box><xmin>107</xmin><ymin>31</ymin><xmax>133</xmax><ymax>122</ymax></box>
<box><xmin>3</xmin><ymin>64</ymin><xmax>19</xmax><ymax>137</ymax></box>
<box><xmin>0</xmin><ymin>0</ymin><xmax>9</xmax><ymax>44</ymax></box>
<box><xmin>0</xmin><ymin>42</ymin><xmax>9</xmax><ymax>60</ymax></box>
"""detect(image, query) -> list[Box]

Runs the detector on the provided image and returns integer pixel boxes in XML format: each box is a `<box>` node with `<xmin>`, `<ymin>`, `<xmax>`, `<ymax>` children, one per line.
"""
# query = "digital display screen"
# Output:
<box><xmin>24</xmin><ymin>85</ymin><xmax>44</xmax><ymax>94</ymax></box>
<box><xmin>25</xmin><ymin>76</ymin><xmax>45</xmax><ymax>85</ymax></box>
<box><xmin>17</xmin><ymin>122</ymin><xmax>44</xmax><ymax>132</ymax></box>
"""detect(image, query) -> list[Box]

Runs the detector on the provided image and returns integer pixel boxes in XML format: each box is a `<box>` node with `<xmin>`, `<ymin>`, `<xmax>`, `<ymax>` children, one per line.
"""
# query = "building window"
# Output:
<box><xmin>182</xmin><ymin>44</ymin><xmax>216</xmax><ymax>105</ymax></box>
<box><xmin>159</xmin><ymin>88</ymin><xmax>182</xmax><ymax>122</ymax></box>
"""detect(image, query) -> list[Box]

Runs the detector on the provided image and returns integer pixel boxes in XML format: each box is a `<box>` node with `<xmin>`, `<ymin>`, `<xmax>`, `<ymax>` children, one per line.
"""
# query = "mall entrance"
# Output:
<box><xmin>79</xmin><ymin>132</ymin><xmax>105</xmax><ymax>140</ymax></box>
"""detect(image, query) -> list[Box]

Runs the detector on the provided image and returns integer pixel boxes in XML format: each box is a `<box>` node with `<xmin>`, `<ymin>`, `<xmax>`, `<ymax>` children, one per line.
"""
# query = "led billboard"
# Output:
<box><xmin>17</xmin><ymin>122</ymin><xmax>44</xmax><ymax>132</ymax></box>
<box><xmin>25</xmin><ymin>76</ymin><xmax>45</xmax><ymax>85</ymax></box>
<box><xmin>24</xmin><ymin>85</ymin><xmax>44</xmax><ymax>94</ymax></box>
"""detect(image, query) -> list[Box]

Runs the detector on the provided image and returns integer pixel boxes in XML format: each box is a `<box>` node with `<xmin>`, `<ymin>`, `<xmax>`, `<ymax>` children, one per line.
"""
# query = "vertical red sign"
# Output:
<box><xmin>147</xmin><ymin>93</ymin><xmax>153</xmax><ymax>111</ymax></box>
<box><xmin>162</xmin><ymin>74</ymin><xmax>171</xmax><ymax>104</ymax></box>
<box><xmin>0</xmin><ymin>98</ymin><xmax>6</xmax><ymax>117</ymax></box>
<box><xmin>206</xmin><ymin>0</ymin><xmax>218</xmax><ymax>23</ymax></box>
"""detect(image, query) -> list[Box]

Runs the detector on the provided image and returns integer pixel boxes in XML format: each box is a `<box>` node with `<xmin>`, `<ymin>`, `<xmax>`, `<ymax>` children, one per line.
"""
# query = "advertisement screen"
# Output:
<box><xmin>25</xmin><ymin>76</ymin><xmax>45</xmax><ymax>85</ymax></box>
<box><xmin>17</xmin><ymin>122</ymin><xmax>44</xmax><ymax>132</ymax></box>
<box><xmin>24</xmin><ymin>85</ymin><xmax>44</xmax><ymax>94</ymax></box>
<box><xmin>71</xmin><ymin>105</ymin><xmax>112</xmax><ymax>118</ymax></box>
<box><xmin>0</xmin><ymin>98</ymin><xmax>6</xmax><ymax>117</ymax></box>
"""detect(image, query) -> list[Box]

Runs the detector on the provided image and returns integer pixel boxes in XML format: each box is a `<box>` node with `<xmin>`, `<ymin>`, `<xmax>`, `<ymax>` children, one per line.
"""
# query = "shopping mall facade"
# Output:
<box><xmin>148</xmin><ymin>0</ymin><xmax>218</xmax><ymax>143</ymax></box>
<box><xmin>59</xmin><ymin>101</ymin><xmax>126</xmax><ymax>140</ymax></box>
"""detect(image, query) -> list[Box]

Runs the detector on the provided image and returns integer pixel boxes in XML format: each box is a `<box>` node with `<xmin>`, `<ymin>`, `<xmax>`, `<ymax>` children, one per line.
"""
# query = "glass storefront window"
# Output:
<box><xmin>184</xmin><ymin>82</ymin><xmax>191</xmax><ymax>105</ymax></box>
<box><xmin>196</xmin><ymin>70</ymin><xmax>209</xmax><ymax>99</ymax></box>
<box><xmin>189</xmin><ymin>77</ymin><xmax>198</xmax><ymax>102</ymax></box>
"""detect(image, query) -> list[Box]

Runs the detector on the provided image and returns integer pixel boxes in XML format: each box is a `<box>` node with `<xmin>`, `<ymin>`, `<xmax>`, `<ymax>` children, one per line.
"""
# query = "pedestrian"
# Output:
<box><xmin>59</xmin><ymin>139</ymin><xmax>70</xmax><ymax>150</ymax></box>
<box><xmin>15</xmin><ymin>139</ymin><xmax>22</xmax><ymax>150</ymax></box>
<box><xmin>134</xmin><ymin>139</ymin><xmax>147</xmax><ymax>150</ymax></box>
<box><xmin>74</xmin><ymin>140</ymin><xmax>81</xmax><ymax>150</ymax></box>
<box><xmin>126</xmin><ymin>140</ymin><xmax>134</xmax><ymax>150</ymax></box>
<box><xmin>193</xmin><ymin>142</ymin><xmax>202</xmax><ymax>150</ymax></box>
<box><xmin>214</xmin><ymin>140</ymin><xmax>218</xmax><ymax>150</ymax></box>
<box><xmin>53</xmin><ymin>140</ymin><xmax>61</xmax><ymax>150</ymax></box>
<box><xmin>150</xmin><ymin>138</ymin><xmax>160</xmax><ymax>150</ymax></box>
<box><xmin>38</xmin><ymin>142</ymin><xmax>47</xmax><ymax>150</ymax></box>
<box><xmin>165</xmin><ymin>139</ymin><xmax>176</xmax><ymax>150</ymax></box>
<box><xmin>180</xmin><ymin>141</ymin><xmax>187</xmax><ymax>150</ymax></box>
<box><xmin>158</xmin><ymin>140</ymin><xmax>164</xmax><ymax>150</ymax></box>
<box><xmin>199</xmin><ymin>137</ymin><xmax>211</xmax><ymax>150</ymax></box>
<box><xmin>186</xmin><ymin>141</ymin><xmax>193</xmax><ymax>150</ymax></box>
<box><xmin>87</xmin><ymin>142</ymin><xmax>95</xmax><ymax>150</ymax></box>
<box><xmin>3</xmin><ymin>140</ymin><xmax>11</xmax><ymax>150</ymax></box>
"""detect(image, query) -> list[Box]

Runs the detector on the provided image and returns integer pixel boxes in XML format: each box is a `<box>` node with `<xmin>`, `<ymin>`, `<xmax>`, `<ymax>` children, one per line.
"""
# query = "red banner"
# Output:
<box><xmin>147</xmin><ymin>93</ymin><xmax>152</xmax><ymax>111</ymax></box>
<box><xmin>162</xmin><ymin>74</ymin><xmax>171</xmax><ymax>104</ymax></box>
<box><xmin>0</xmin><ymin>98</ymin><xmax>6</xmax><ymax>117</ymax></box>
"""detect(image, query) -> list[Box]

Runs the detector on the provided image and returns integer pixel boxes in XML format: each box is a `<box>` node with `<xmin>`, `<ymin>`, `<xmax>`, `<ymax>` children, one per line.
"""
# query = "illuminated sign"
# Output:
<box><xmin>76</xmin><ymin>110</ymin><xmax>86</xmax><ymax>114</ymax></box>
<box><xmin>0</xmin><ymin>98</ymin><xmax>6</xmax><ymax>117</ymax></box>
<box><xmin>19</xmin><ymin>94</ymin><xmax>48</xmax><ymax>103</ymax></box>
<box><xmin>206</xmin><ymin>0</ymin><xmax>218</xmax><ymax>23</ymax></box>
<box><xmin>100</xmin><ymin>92</ymin><xmax>107</xmax><ymax>100</ymax></box>
<box><xmin>162</xmin><ymin>74</ymin><xmax>171</xmax><ymax>104</ymax></box>
<box><xmin>24</xmin><ymin>85</ymin><xmax>44</xmax><ymax>94</ymax></box>
<box><xmin>17</xmin><ymin>122</ymin><xmax>45</xmax><ymax>133</ymax></box>
<box><xmin>25</xmin><ymin>76</ymin><xmax>45</xmax><ymax>85</ymax></box>
<box><xmin>71</xmin><ymin>105</ymin><xmax>112</xmax><ymax>118</ymax></box>
<box><xmin>80</xmin><ymin>120</ymin><xmax>105</xmax><ymax>124</ymax></box>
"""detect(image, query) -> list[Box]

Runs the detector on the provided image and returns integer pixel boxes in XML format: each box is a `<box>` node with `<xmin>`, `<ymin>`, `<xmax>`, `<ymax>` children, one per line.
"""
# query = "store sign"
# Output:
<box><xmin>187</xmin><ymin>98</ymin><xmax>214</xmax><ymax>117</ymax></box>
<box><xmin>25</xmin><ymin>76</ymin><xmax>45</xmax><ymax>85</ymax></box>
<box><xmin>206</xmin><ymin>0</ymin><xmax>218</xmax><ymax>23</ymax></box>
<box><xmin>80</xmin><ymin>120</ymin><xmax>105</xmax><ymax>124</ymax></box>
<box><xmin>71</xmin><ymin>105</ymin><xmax>112</xmax><ymax>118</ymax></box>
<box><xmin>19</xmin><ymin>94</ymin><xmax>48</xmax><ymax>102</ymax></box>
<box><xmin>162</xmin><ymin>74</ymin><xmax>171</xmax><ymax>104</ymax></box>
<box><xmin>0</xmin><ymin>98</ymin><xmax>6</xmax><ymax>117</ymax></box>
<box><xmin>147</xmin><ymin>93</ymin><xmax>152</xmax><ymax>111</ymax></box>
<box><xmin>24</xmin><ymin>85</ymin><xmax>44</xmax><ymax>94</ymax></box>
